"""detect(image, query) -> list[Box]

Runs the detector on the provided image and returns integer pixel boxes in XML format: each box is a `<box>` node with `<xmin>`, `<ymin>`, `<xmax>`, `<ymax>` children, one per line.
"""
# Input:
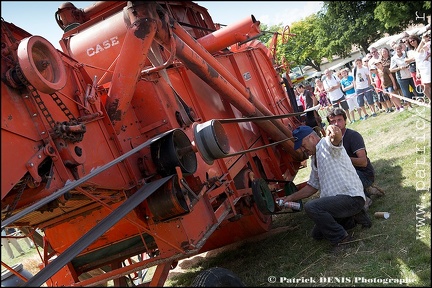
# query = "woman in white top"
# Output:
<box><xmin>405</xmin><ymin>34</ymin><xmax>431</xmax><ymax>101</ymax></box>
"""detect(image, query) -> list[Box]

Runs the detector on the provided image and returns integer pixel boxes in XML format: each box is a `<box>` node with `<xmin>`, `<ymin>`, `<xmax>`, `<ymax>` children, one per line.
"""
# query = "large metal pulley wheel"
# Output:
<box><xmin>193</xmin><ymin>120</ymin><xmax>230</xmax><ymax>165</ymax></box>
<box><xmin>150</xmin><ymin>129</ymin><xmax>197</xmax><ymax>176</ymax></box>
<box><xmin>17</xmin><ymin>36</ymin><xmax>67</xmax><ymax>94</ymax></box>
<box><xmin>251</xmin><ymin>178</ymin><xmax>275</xmax><ymax>215</ymax></box>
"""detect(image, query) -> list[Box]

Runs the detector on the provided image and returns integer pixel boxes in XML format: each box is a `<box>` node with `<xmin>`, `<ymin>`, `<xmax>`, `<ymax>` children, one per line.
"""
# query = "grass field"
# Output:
<box><xmin>166</xmin><ymin>103</ymin><xmax>431</xmax><ymax>287</ymax></box>
<box><xmin>2</xmin><ymin>102</ymin><xmax>430</xmax><ymax>287</ymax></box>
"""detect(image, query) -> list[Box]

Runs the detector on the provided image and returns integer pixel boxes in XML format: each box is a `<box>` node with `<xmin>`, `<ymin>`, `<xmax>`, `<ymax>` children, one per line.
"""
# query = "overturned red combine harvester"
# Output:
<box><xmin>1</xmin><ymin>1</ymin><xmax>309</xmax><ymax>286</ymax></box>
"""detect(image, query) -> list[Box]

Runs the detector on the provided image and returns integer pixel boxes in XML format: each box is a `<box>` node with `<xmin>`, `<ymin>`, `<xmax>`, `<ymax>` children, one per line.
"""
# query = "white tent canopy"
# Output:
<box><xmin>369</xmin><ymin>25</ymin><xmax>430</xmax><ymax>50</ymax></box>
<box><xmin>369</xmin><ymin>34</ymin><xmax>399</xmax><ymax>50</ymax></box>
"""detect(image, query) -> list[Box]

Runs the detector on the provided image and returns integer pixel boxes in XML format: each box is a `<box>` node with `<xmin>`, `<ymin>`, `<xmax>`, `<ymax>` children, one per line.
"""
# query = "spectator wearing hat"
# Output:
<box><xmin>278</xmin><ymin>125</ymin><xmax>371</xmax><ymax>252</ymax></box>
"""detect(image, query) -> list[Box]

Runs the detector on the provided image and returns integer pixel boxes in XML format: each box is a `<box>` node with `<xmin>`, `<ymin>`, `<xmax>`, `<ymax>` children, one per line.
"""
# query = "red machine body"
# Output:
<box><xmin>1</xmin><ymin>1</ymin><xmax>306</xmax><ymax>286</ymax></box>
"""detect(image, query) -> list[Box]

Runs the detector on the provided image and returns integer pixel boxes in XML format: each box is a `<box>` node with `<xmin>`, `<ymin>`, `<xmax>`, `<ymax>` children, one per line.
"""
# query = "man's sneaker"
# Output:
<box><xmin>364</xmin><ymin>114</ymin><xmax>369</xmax><ymax>119</ymax></box>
<box><xmin>354</xmin><ymin>208</ymin><xmax>372</xmax><ymax>228</ymax></box>
<box><xmin>359</xmin><ymin>116</ymin><xmax>365</xmax><ymax>121</ymax></box>
<box><xmin>371</xmin><ymin>113</ymin><xmax>377</xmax><ymax>117</ymax></box>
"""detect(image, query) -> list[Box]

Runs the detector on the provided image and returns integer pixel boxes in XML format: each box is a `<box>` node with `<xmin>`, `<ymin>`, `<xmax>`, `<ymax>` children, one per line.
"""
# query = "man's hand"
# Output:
<box><xmin>326</xmin><ymin>124</ymin><xmax>342</xmax><ymax>146</ymax></box>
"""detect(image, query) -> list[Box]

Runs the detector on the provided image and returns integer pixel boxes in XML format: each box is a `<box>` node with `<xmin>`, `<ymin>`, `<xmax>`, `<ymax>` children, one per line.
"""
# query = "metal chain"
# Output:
<box><xmin>15</xmin><ymin>63</ymin><xmax>77</xmax><ymax>126</ymax></box>
<box><xmin>18</xmin><ymin>67</ymin><xmax>84</xmax><ymax>142</ymax></box>
<box><xmin>3</xmin><ymin>174</ymin><xmax>30</xmax><ymax>219</ymax></box>
<box><xmin>26</xmin><ymin>84</ymin><xmax>57</xmax><ymax>130</ymax></box>
<box><xmin>49</xmin><ymin>91</ymin><xmax>76</xmax><ymax>122</ymax></box>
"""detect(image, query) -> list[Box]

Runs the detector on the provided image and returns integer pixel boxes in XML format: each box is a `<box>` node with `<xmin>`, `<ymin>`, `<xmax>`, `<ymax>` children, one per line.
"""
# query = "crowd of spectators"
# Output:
<box><xmin>292</xmin><ymin>26</ymin><xmax>430</xmax><ymax>127</ymax></box>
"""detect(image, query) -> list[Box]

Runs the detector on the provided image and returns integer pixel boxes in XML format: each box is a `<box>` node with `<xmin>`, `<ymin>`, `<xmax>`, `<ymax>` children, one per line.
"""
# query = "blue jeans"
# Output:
<box><xmin>305</xmin><ymin>195</ymin><xmax>365</xmax><ymax>245</ymax></box>
<box><xmin>356</xmin><ymin>87</ymin><xmax>374</xmax><ymax>107</ymax></box>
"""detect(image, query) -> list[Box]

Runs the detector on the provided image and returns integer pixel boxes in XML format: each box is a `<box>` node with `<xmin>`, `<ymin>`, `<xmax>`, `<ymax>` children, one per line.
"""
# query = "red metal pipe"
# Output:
<box><xmin>105</xmin><ymin>2</ymin><xmax>158</xmax><ymax>134</ymax></box>
<box><xmin>197</xmin><ymin>15</ymin><xmax>261</xmax><ymax>54</ymax></box>
<box><xmin>166</xmin><ymin>21</ymin><xmax>303</xmax><ymax>160</ymax></box>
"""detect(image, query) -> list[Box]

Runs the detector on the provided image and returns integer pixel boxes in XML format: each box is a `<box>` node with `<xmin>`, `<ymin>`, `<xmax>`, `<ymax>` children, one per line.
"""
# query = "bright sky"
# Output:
<box><xmin>1</xmin><ymin>1</ymin><xmax>323</xmax><ymax>49</ymax></box>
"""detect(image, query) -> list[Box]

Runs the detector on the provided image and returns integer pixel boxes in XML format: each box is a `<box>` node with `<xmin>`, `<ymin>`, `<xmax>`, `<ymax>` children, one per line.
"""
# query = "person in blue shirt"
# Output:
<box><xmin>340</xmin><ymin>68</ymin><xmax>363</xmax><ymax>122</ymax></box>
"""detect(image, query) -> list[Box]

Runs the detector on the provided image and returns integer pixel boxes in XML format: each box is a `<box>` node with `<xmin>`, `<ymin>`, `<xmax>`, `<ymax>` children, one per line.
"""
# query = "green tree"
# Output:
<box><xmin>258</xmin><ymin>23</ymin><xmax>283</xmax><ymax>44</ymax></box>
<box><xmin>317</xmin><ymin>1</ymin><xmax>383</xmax><ymax>55</ymax></box>
<box><xmin>316</xmin><ymin>1</ymin><xmax>431</xmax><ymax>56</ymax></box>
<box><xmin>374</xmin><ymin>1</ymin><xmax>430</xmax><ymax>30</ymax></box>
<box><xmin>257</xmin><ymin>1</ymin><xmax>431</xmax><ymax>73</ymax></box>
<box><xmin>281</xmin><ymin>14</ymin><xmax>324</xmax><ymax>71</ymax></box>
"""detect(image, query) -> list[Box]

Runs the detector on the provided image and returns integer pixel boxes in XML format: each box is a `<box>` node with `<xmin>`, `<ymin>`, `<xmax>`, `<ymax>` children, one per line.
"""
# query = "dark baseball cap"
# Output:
<box><xmin>293</xmin><ymin>126</ymin><xmax>314</xmax><ymax>150</ymax></box>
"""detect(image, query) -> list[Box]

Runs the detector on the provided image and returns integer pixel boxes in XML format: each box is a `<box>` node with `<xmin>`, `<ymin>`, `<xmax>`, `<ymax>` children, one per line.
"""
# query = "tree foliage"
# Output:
<box><xmin>374</xmin><ymin>1</ymin><xmax>430</xmax><ymax>31</ymax></box>
<box><xmin>317</xmin><ymin>1</ymin><xmax>385</xmax><ymax>55</ymax></box>
<box><xmin>282</xmin><ymin>15</ymin><xmax>324</xmax><ymax>71</ymax></box>
<box><xmin>258</xmin><ymin>1</ymin><xmax>431</xmax><ymax>73</ymax></box>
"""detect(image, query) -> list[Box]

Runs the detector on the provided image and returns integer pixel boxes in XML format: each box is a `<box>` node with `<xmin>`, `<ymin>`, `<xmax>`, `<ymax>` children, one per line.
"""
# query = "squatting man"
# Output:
<box><xmin>278</xmin><ymin>125</ymin><xmax>371</xmax><ymax>249</ymax></box>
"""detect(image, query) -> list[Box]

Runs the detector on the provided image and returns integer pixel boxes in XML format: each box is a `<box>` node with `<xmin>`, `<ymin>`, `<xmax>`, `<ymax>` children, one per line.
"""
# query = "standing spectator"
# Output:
<box><xmin>363</xmin><ymin>47</ymin><xmax>381</xmax><ymax>111</ymax></box>
<box><xmin>278</xmin><ymin>125</ymin><xmax>372</xmax><ymax>252</ymax></box>
<box><xmin>297</xmin><ymin>84</ymin><xmax>325</xmax><ymax>136</ymax></box>
<box><xmin>373</xmin><ymin>61</ymin><xmax>398</xmax><ymax>112</ymax></box>
<box><xmin>295</xmin><ymin>91</ymin><xmax>304</xmax><ymax>112</ymax></box>
<box><xmin>405</xmin><ymin>35</ymin><xmax>423</xmax><ymax>88</ymax></box>
<box><xmin>389</xmin><ymin>43</ymin><xmax>414</xmax><ymax>111</ymax></box>
<box><xmin>340</xmin><ymin>68</ymin><xmax>362</xmax><ymax>122</ymax></box>
<box><xmin>368</xmin><ymin>47</ymin><xmax>381</xmax><ymax>70</ymax></box>
<box><xmin>1</xmin><ymin>228</ymin><xmax>26</xmax><ymax>259</ymax></box>
<box><xmin>380</xmin><ymin>47</ymin><xmax>402</xmax><ymax>96</ymax></box>
<box><xmin>294</xmin><ymin>85</ymin><xmax>306</xmax><ymax>124</ymax></box>
<box><xmin>314</xmin><ymin>78</ymin><xmax>331</xmax><ymax>112</ymax></box>
<box><xmin>352</xmin><ymin>58</ymin><xmax>377</xmax><ymax>118</ymax></box>
<box><xmin>282</xmin><ymin>68</ymin><xmax>300</xmax><ymax>114</ymax></box>
<box><xmin>369</xmin><ymin>64</ymin><xmax>394</xmax><ymax>113</ymax></box>
<box><xmin>295</xmin><ymin>85</ymin><xmax>306</xmax><ymax>110</ymax></box>
<box><xmin>407</xmin><ymin>34</ymin><xmax>431</xmax><ymax>101</ymax></box>
<box><xmin>365</xmin><ymin>57</ymin><xmax>382</xmax><ymax>112</ymax></box>
<box><xmin>322</xmin><ymin>69</ymin><xmax>351</xmax><ymax>123</ymax></box>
